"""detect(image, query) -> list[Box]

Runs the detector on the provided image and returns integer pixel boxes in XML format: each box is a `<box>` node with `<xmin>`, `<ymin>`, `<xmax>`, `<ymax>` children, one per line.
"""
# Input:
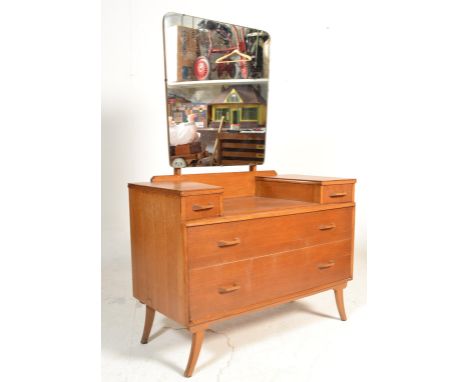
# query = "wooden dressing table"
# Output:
<box><xmin>128</xmin><ymin>168</ymin><xmax>356</xmax><ymax>377</ymax></box>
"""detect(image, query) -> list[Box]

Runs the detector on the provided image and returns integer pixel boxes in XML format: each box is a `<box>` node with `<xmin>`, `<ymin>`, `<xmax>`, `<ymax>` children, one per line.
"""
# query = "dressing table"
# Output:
<box><xmin>128</xmin><ymin>13</ymin><xmax>356</xmax><ymax>377</ymax></box>
<box><xmin>129</xmin><ymin>168</ymin><xmax>355</xmax><ymax>377</ymax></box>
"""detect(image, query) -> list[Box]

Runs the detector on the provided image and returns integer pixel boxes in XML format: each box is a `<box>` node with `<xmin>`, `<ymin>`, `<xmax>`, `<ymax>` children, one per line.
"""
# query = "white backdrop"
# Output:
<box><xmin>101</xmin><ymin>1</ymin><xmax>468</xmax><ymax>381</ymax></box>
<box><xmin>102</xmin><ymin>0</ymin><xmax>370</xmax><ymax>261</ymax></box>
<box><xmin>2</xmin><ymin>1</ymin><xmax>468</xmax><ymax>381</ymax></box>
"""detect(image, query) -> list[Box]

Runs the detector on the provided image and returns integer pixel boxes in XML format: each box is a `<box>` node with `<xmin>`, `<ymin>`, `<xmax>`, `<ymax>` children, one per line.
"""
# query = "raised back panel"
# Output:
<box><xmin>151</xmin><ymin>170</ymin><xmax>277</xmax><ymax>198</ymax></box>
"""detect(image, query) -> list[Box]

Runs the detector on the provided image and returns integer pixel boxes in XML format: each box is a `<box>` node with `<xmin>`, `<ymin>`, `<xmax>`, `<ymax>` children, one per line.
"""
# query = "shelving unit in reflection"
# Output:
<box><xmin>163</xmin><ymin>12</ymin><xmax>270</xmax><ymax>168</ymax></box>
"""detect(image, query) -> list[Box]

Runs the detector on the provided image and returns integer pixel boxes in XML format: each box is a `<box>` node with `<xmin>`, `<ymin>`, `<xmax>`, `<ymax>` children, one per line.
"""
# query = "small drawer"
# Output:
<box><xmin>189</xmin><ymin>240</ymin><xmax>352</xmax><ymax>321</ymax></box>
<box><xmin>321</xmin><ymin>184</ymin><xmax>354</xmax><ymax>203</ymax></box>
<box><xmin>187</xmin><ymin>207</ymin><xmax>353</xmax><ymax>269</ymax></box>
<box><xmin>183</xmin><ymin>194</ymin><xmax>223</xmax><ymax>220</ymax></box>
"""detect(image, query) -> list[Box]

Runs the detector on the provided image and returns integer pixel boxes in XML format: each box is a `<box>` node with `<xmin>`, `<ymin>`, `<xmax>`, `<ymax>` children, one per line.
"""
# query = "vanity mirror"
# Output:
<box><xmin>163</xmin><ymin>12</ymin><xmax>270</xmax><ymax>168</ymax></box>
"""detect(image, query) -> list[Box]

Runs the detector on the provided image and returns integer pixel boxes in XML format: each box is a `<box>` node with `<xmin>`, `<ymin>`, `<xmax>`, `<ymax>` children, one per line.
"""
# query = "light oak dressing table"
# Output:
<box><xmin>128</xmin><ymin>167</ymin><xmax>355</xmax><ymax>377</ymax></box>
<box><xmin>128</xmin><ymin>12</ymin><xmax>356</xmax><ymax>377</ymax></box>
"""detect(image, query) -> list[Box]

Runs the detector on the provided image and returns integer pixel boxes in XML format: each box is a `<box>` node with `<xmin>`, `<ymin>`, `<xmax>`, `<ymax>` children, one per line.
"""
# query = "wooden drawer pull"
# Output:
<box><xmin>329</xmin><ymin>192</ymin><xmax>348</xmax><ymax>198</ymax></box>
<box><xmin>319</xmin><ymin>224</ymin><xmax>336</xmax><ymax>231</ymax></box>
<box><xmin>192</xmin><ymin>203</ymin><xmax>214</xmax><ymax>211</ymax></box>
<box><xmin>217</xmin><ymin>238</ymin><xmax>241</xmax><ymax>247</ymax></box>
<box><xmin>218</xmin><ymin>284</ymin><xmax>240</xmax><ymax>294</ymax></box>
<box><xmin>317</xmin><ymin>261</ymin><xmax>335</xmax><ymax>270</ymax></box>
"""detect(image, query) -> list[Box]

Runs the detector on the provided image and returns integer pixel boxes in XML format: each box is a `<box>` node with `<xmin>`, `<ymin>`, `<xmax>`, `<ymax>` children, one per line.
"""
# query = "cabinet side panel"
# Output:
<box><xmin>129</xmin><ymin>188</ymin><xmax>187</xmax><ymax>325</ymax></box>
<box><xmin>129</xmin><ymin>188</ymin><xmax>147</xmax><ymax>302</ymax></box>
<box><xmin>350</xmin><ymin>205</ymin><xmax>356</xmax><ymax>279</ymax></box>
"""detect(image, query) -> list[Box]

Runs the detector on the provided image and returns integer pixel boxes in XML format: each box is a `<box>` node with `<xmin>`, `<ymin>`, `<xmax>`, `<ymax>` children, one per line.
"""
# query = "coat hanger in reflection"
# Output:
<box><xmin>215</xmin><ymin>49</ymin><xmax>252</xmax><ymax>64</ymax></box>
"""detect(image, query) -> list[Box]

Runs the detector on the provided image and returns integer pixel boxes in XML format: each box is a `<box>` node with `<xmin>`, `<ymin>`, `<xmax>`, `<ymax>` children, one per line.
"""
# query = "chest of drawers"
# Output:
<box><xmin>128</xmin><ymin>170</ymin><xmax>356</xmax><ymax>377</ymax></box>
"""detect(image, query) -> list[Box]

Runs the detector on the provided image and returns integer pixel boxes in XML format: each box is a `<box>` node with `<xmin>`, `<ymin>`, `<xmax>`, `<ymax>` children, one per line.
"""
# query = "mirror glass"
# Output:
<box><xmin>163</xmin><ymin>12</ymin><xmax>270</xmax><ymax>168</ymax></box>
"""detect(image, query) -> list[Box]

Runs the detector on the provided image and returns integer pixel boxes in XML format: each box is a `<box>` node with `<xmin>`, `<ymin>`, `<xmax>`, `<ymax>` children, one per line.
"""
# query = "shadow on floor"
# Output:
<box><xmin>103</xmin><ymin>296</ymin><xmax>343</xmax><ymax>376</ymax></box>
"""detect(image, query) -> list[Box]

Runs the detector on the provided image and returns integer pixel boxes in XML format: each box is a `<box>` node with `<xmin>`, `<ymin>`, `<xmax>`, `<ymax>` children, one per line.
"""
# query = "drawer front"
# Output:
<box><xmin>321</xmin><ymin>184</ymin><xmax>354</xmax><ymax>203</ymax></box>
<box><xmin>183</xmin><ymin>194</ymin><xmax>222</xmax><ymax>220</ymax></box>
<box><xmin>187</xmin><ymin>207</ymin><xmax>353</xmax><ymax>269</ymax></box>
<box><xmin>189</xmin><ymin>240</ymin><xmax>352</xmax><ymax>321</ymax></box>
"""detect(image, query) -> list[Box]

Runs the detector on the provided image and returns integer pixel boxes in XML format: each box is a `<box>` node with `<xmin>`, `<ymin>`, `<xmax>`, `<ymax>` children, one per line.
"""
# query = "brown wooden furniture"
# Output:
<box><xmin>218</xmin><ymin>132</ymin><xmax>266</xmax><ymax>165</ymax></box>
<box><xmin>128</xmin><ymin>170</ymin><xmax>356</xmax><ymax>377</ymax></box>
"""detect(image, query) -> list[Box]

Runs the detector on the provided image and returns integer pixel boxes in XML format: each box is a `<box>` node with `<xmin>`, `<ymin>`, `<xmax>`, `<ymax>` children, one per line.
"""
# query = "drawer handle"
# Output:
<box><xmin>317</xmin><ymin>261</ymin><xmax>335</xmax><ymax>270</ymax></box>
<box><xmin>192</xmin><ymin>203</ymin><xmax>214</xmax><ymax>211</ymax></box>
<box><xmin>218</xmin><ymin>284</ymin><xmax>240</xmax><ymax>294</ymax></box>
<box><xmin>329</xmin><ymin>192</ymin><xmax>347</xmax><ymax>198</ymax></box>
<box><xmin>319</xmin><ymin>224</ymin><xmax>336</xmax><ymax>231</ymax></box>
<box><xmin>217</xmin><ymin>238</ymin><xmax>241</xmax><ymax>247</ymax></box>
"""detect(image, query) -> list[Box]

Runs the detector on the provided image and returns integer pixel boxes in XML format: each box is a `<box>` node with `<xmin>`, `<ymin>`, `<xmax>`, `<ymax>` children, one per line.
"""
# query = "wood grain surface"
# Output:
<box><xmin>187</xmin><ymin>207</ymin><xmax>353</xmax><ymax>269</ymax></box>
<box><xmin>189</xmin><ymin>240</ymin><xmax>352</xmax><ymax>321</ymax></box>
<box><xmin>129</xmin><ymin>170</ymin><xmax>356</xmax><ymax>377</ymax></box>
<box><xmin>150</xmin><ymin>170</ymin><xmax>277</xmax><ymax>198</ymax></box>
<box><xmin>129</xmin><ymin>187</ymin><xmax>188</xmax><ymax>325</ymax></box>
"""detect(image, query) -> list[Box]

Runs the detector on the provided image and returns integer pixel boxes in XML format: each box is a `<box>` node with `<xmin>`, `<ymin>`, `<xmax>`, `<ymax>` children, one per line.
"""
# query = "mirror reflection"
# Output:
<box><xmin>163</xmin><ymin>13</ymin><xmax>270</xmax><ymax>168</ymax></box>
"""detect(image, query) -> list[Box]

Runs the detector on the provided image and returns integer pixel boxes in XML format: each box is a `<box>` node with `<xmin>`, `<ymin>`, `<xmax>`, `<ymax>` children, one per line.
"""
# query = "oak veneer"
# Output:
<box><xmin>256</xmin><ymin>174</ymin><xmax>356</xmax><ymax>204</ymax></box>
<box><xmin>128</xmin><ymin>187</ymin><xmax>187</xmax><ymax>324</ymax></box>
<box><xmin>128</xmin><ymin>170</ymin><xmax>356</xmax><ymax>377</ymax></box>
<box><xmin>187</xmin><ymin>208</ymin><xmax>353</xmax><ymax>269</ymax></box>
<box><xmin>189</xmin><ymin>241</ymin><xmax>352</xmax><ymax>321</ymax></box>
<box><xmin>183</xmin><ymin>193</ymin><xmax>224</xmax><ymax>220</ymax></box>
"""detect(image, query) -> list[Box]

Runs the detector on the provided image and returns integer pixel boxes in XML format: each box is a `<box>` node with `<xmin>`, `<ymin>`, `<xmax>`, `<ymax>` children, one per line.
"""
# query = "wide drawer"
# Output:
<box><xmin>187</xmin><ymin>207</ymin><xmax>353</xmax><ymax>269</ymax></box>
<box><xmin>189</xmin><ymin>239</ymin><xmax>352</xmax><ymax>322</ymax></box>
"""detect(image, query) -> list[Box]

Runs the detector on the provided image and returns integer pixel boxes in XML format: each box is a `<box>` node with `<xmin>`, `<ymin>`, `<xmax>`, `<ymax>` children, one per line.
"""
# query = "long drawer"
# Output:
<box><xmin>187</xmin><ymin>207</ymin><xmax>353</xmax><ymax>269</ymax></box>
<box><xmin>189</xmin><ymin>239</ymin><xmax>352</xmax><ymax>322</ymax></box>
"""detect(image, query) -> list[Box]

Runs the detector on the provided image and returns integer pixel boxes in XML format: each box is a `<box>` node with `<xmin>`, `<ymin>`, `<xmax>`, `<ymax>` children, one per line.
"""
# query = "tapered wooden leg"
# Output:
<box><xmin>184</xmin><ymin>330</ymin><xmax>205</xmax><ymax>378</ymax></box>
<box><xmin>140</xmin><ymin>305</ymin><xmax>156</xmax><ymax>344</ymax></box>
<box><xmin>333</xmin><ymin>286</ymin><xmax>347</xmax><ymax>321</ymax></box>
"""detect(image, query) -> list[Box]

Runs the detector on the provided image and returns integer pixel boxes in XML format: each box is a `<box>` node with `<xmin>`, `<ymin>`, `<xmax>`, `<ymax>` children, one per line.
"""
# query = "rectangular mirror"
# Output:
<box><xmin>163</xmin><ymin>12</ymin><xmax>270</xmax><ymax>168</ymax></box>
